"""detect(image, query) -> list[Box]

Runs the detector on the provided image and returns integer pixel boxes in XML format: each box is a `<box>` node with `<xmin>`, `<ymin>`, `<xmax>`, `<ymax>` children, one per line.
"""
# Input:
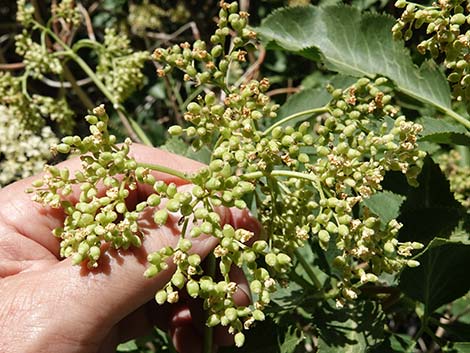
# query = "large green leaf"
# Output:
<box><xmin>399</xmin><ymin>238</ymin><xmax>470</xmax><ymax>313</ymax></box>
<box><xmin>398</xmin><ymin>156</ymin><xmax>464</xmax><ymax>244</ymax></box>
<box><xmin>419</xmin><ymin>117</ymin><xmax>470</xmax><ymax>146</ymax></box>
<box><xmin>256</xmin><ymin>5</ymin><xmax>461</xmax><ymax>120</ymax></box>
<box><xmin>444</xmin><ymin>342</ymin><xmax>470</xmax><ymax>353</ymax></box>
<box><xmin>316</xmin><ymin>300</ymin><xmax>385</xmax><ymax>352</ymax></box>
<box><xmin>363</xmin><ymin>191</ymin><xmax>405</xmax><ymax>226</ymax></box>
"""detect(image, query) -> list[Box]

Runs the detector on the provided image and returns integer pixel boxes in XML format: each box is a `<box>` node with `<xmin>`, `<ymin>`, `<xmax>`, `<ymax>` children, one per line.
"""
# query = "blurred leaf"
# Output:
<box><xmin>398</xmin><ymin>156</ymin><xmax>464</xmax><ymax>244</ymax></box>
<box><xmin>419</xmin><ymin>117</ymin><xmax>470</xmax><ymax>146</ymax></box>
<box><xmin>116</xmin><ymin>340</ymin><xmax>138</xmax><ymax>352</ymax></box>
<box><xmin>220</xmin><ymin>317</ymin><xmax>304</xmax><ymax>353</ymax></box>
<box><xmin>444</xmin><ymin>342</ymin><xmax>470</xmax><ymax>353</ymax></box>
<box><xmin>160</xmin><ymin>137</ymin><xmax>211</xmax><ymax>164</ymax></box>
<box><xmin>363</xmin><ymin>191</ymin><xmax>405</xmax><ymax>226</ymax></box>
<box><xmin>369</xmin><ymin>334</ymin><xmax>414</xmax><ymax>353</ymax></box>
<box><xmin>316</xmin><ymin>300</ymin><xmax>385</xmax><ymax>352</ymax></box>
<box><xmin>275</xmin><ymin>87</ymin><xmax>331</xmax><ymax>120</ymax></box>
<box><xmin>399</xmin><ymin>238</ymin><xmax>470</xmax><ymax>313</ymax></box>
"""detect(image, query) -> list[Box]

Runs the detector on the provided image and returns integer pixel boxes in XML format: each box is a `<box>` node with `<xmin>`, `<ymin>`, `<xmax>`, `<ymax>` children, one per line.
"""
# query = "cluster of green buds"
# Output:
<box><xmin>128</xmin><ymin>0</ymin><xmax>189</xmax><ymax>37</ymax></box>
<box><xmin>438</xmin><ymin>149</ymin><xmax>470</xmax><ymax>208</ymax></box>
<box><xmin>29</xmin><ymin>1</ymin><xmax>428</xmax><ymax>345</ymax></box>
<box><xmin>152</xmin><ymin>0</ymin><xmax>256</xmax><ymax>87</ymax></box>
<box><xmin>30</xmin><ymin>106</ymin><xmax>149</xmax><ymax>267</ymax></box>
<box><xmin>52</xmin><ymin>0</ymin><xmax>82</xmax><ymax>26</ymax></box>
<box><xmin>392</xmin><ymin>1</ymin><xmax>470</xmax><ymax>105</ymax></box>
<box><xmin>15</xmin><ymin>30</ymin><xmax>63</xmax><ymax>79</ymax></box>
<box><xmin>0</xmin><ymin>72</ymin><xmax>75</xmax><ymax>133</ymax></box>
<box><xmin>97</xmin><ymin>28</ymin><xmax>150</xmax><ymax>104</ymax></box>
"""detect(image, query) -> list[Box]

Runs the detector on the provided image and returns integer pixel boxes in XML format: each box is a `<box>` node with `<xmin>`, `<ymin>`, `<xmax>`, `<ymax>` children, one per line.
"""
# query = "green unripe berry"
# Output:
<box><xmin>166</xmin><ymin>183</ymin><xmax>177</xmax><ymax>198</ymax></box>
<box><xmin>144</xmin><ymin>264</ymin><xmax>159</xmax><ymax>278</ymax></box>
<box><xmin>451</xmin><ymin>13</ymin><xmax>466</xmax><ymax>25</ymax></box>
<box><xmin>201</xmin><ymin>222</ymin><xmax>213</xmax><ymax>234</ymax></box>
<box><xmin>188</xmin><ymin>254</ymin><xmax>201</xmax><ymax>266</ymax></box>
<box><xmin>277</xmin><ymin>253</ymin><xmax>291</xmax><ymax>266</ymax></box>
<box><xmin>319</xmin><ymin>230</ymin><xmax>330</xmax><ymax>243</ymax></box>
<box><xmin>168</xmin><ymin>125</ymin><xmax>183</xmax><ymax>136</ymax></box>
<box><xmin>71</xmin><ymin>252</ymin><xmax>84</xmax><ymax>265</ymax></box>
<box><xmin>186</xmin><ymin>280</ymin><xmax>200</xmax><ymax>298</ymax></box>
<box><xmin>178</xmin><ymin>238</ymin><xmax>192</xmax><ymax>252</ymax></box>
<box><xmin>154</xmin><ymin>209</ymin><xmax>169</xmax><ymax>225</ymax></box>
<box><xmin>89</xmin><ymin>246</ymin><xmax>100</xmax><ymax>261</ymax></box>
<box><xmin>253</xmin><ymin>309</ymin><xmax>265</xmax><ymax>321</ymax></box>
<box><xmin>187</xmin><ymin>102</ymin><xmax>201</xmax><ymax>114</ymax></box>
<box><xmin>207</xmin><ymin>314</ymin><xmax>220</xmax><ymax>327</ymax></box>
<box><xmin>407</xmin><ymin>260</ymin><xmax>420</xmax><ymax>268</ymax></box>
<box><xmin>225</xmin><ymin>307</ymin><xmax>238</xmax><ymax>322</ymax></box>
<box><xmin>265</xmin><ymin>253</ymin><xmax>277</xmax><ymax>267</ymax></box>
<box><xmin>166</xmin><ymin>199</ymin><xmax>181</xmax><ymax>212</ymax></box>
<box><xmin>171</xmin><ymin>271</ymin><xmax>186</xmax><ymax>289</ymax></box>
<box><xmin>147</xmin><ymin>194</ymin><xmax>161</xmax><ymax>207</ymax></box>
<box><xmin>234</xmin><ymin>332</ymin><xmax>245</xmax><ymax>348</ymax></box>
<box><xmin>337</xmin><ymin>224</ymin><xmax>349</xmax><ymax>237</ymax></box>
<box><xmin>155</xmin><ymin>290</ymin><xmax>167</xmax><ymax>304</ymax></box>
<box><xmin>253</xmin><ymin>240</ymin><xmax>268</xmax><ymax>253</ymax></box>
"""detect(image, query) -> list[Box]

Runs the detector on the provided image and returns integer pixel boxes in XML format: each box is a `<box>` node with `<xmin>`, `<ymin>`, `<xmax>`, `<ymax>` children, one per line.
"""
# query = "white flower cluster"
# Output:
<box><xmin>0</xmin><ymin>105</ymin><xmax>58</xmax><ymax>187</ymax></box>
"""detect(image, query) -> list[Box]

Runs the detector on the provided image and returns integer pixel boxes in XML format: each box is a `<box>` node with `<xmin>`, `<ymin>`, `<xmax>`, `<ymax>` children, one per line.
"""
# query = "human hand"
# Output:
<box><xmin>0</xmin><ymin>145</ymin><xmax>258</xmax><ymax>353</ymax></box>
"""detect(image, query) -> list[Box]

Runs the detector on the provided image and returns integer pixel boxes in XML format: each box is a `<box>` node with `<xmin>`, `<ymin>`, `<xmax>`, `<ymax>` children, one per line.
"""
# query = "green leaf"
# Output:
<box><xmin>220</xmin><ymin>318</ymin><xmax>303</xmax><ymax>353</ymax></box>
<box><xmin>398</xmin><ymin>156</ymin><xmax>463</xmax><ymax>244</ymax></box>
<box><xmin>444</xmin><ymin>342</ymin><xmax>470</xmax><ymax>353</ymax></box>
<box><xmin>160</xmin><ymin>136</ymin><xmax>211</xmax><ymax>164</ymax></box>
<box><xmin>256</xmin><ymin>6</ymin><xmax>470</xmax><ymax>128</ymax></box>
<box><xmin>419</xmin><ymin>117</ymin><xmax>470</xmax><ymax>146</ymax></box>
<box><xmin>279</xmin><ymin>326</ymin><xmax>304</xmax><ymax>353</ymax></box>
<box><xmin>363</xmin><ymin>191</ymin><xmax>405</xmax><ymax>225</ymax></box>
<box><xmin>369</xmin><ymin>334</ymin><xmax>414</xmax><ymax>353</ymax></box>
<box><xmin>399</xmin><ymin>238</ymin><xmax>470</xmax><ymax>313</ymax></box>
<box><xmin>316</xmin><ymin>300</ymin><xmax>385</xmax><ymax>352</ymax></box>
<box><xmin>116</xmin><ymin>340</ymin><xmax>138</xmax><ymax>352</ymax></box>
<box><xmin>275</xmin><ymin>87</ymin><xmax>331</xmax><ymax>120</ymax></box>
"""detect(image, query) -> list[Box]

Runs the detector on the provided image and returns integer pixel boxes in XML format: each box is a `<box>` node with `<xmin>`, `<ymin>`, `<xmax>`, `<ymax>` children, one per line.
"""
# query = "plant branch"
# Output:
<box><xmin>137</xmin><ymin>162</ymin><xmax>189</xmax><ymax>181</ymax></box>
<box><xmin>294</xmin><ymin>248</ymin><xmax>322</xmax><ymax>290</ymax></box>
<box><xmin>263</xmin><ymin>106</ymin><xmax>330</xmax><ymax>136</ymax></box>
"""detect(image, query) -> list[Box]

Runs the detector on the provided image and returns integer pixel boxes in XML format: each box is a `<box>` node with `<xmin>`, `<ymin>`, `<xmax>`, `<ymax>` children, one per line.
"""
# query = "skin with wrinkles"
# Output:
<box><xmin>0</xmin><ymin>145</ymin><xmax>254</xmax><ymax>353</ymax></box>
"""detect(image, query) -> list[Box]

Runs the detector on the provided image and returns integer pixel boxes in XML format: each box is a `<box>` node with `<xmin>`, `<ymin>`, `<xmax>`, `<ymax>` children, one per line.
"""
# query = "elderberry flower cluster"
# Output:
<box><xmin>0</xmin><ymin>72</ymin><xmax>75</xmax><ymax>133</ymax></box>
<box><xmin>152</xmin><ymin>1</ymin><xmax>256</xmax><ymax>87</ymax></box>
<box><xmin>438</xmin><ymin>149</ymin><xmax>470</xmax><ymax>208</ymax></box>
<box><xmin>52</xmin><ymin>0</ymin><xmax>82</xmax><ymax>27</ymax></box>
<box><xmin>0</xmin><ymin>105</ymin><xmax>58</xmax><ymax>187</ymax></box>
<box><xmin>30</xmin><ymin>1</ymin><xmax>427</xmax><ymax>345</ymax></box>
<box><xmin>96</xmin><ymin>29</ymin><xmax>150</xmax><ymax>104</ymax></box>
<box><xmin>15</xmin><ymin>31</ymin><xmax>63</xmax><ymax>79</ymax></box>
<box><xmin>31</xmin><ymin>106</ymin><xmax>147</xmax><ymax>267</ymax></box>
<box><xmin>393</xmin><ymin>0</ymin><xmax>470</xmax><ymax>105</ymax></box>
<box><xmin>128</xmin><ymin>1</ymin><xmax>189</xmax><ymax>37</ymax></box>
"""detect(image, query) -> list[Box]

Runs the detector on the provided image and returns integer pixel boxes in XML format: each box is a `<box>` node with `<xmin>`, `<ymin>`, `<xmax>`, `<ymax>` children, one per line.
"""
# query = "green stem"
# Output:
<box><xmin>62</xmin><ymin>64</ymin><xmax>94</xmax><ymax>109</ymax></box>
<box><xmin>398</xmin><ymin>86</ymin><xmax>470</xmax><ymax>130</ymax></box>
<box><xmin>33</xmin><ymin>20</ymin><xmax>146</xmax><ymax>143</ymax></box>
<box><xmin>137</xmin><ymin>162</ymin><xmax>190</xmax><ymax>181</ymax></box>
<box><xmin>294</xmin><ymin>248</ymin><xmax>322</xmax><ymax>290</ymax></box>
<box><xmin>202</xmin><ymin>253</ymin><xmax>216</xmax><ymax>353</ymax></box>
<box><xmin>242</xmin><ymin>170</ymin><xmax>320</xmax><ymax>188</ymax></box>
<box><xmin>182</xmin><ymin>85</ymin><xmax>205</xmax><ymax>108</ymax></box>
<box><xmin>263</xmin><ymin>106</ymin><xmax>330</xmax><ymax>136</ymax></box>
